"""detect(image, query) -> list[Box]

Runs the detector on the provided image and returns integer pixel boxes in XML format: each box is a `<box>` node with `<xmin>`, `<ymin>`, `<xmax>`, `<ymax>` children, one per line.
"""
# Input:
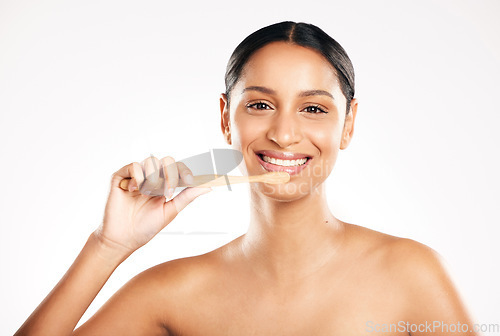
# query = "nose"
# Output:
<box><xmin>266</xmin><ymin>111</ymin><xmax>303</xmax><ymax>148</ymax></box>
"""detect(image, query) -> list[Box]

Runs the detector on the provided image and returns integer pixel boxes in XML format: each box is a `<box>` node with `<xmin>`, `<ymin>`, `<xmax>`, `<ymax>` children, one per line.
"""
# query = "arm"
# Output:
<box><xmin>15</xmin><ymin>156</ymin><xmax>211</xmax><ymax>335</ymax></box>
<box><xmin>15</xmin><ymin>232</ymin><xmax>132</xmax><ymax>335</ymax></box>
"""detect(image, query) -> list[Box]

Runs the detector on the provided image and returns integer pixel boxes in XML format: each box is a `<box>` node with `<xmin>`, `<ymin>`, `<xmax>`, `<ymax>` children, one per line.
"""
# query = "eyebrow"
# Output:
<box><xmin>241</xmin><ymin>86</ymin><xmax>334</xmax><ymax>100</ymax></box>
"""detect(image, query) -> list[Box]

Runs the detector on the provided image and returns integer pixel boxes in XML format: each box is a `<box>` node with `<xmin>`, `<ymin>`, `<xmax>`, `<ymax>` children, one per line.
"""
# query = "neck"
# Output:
<box><xmin>240</xmin><ymin>183</ymin><xmax>345</xmax><ymax>283</ymax></box>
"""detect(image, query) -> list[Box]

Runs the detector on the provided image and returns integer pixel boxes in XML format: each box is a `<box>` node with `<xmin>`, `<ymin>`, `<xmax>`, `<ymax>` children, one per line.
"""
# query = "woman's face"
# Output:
<box><xmin>220</xmin><ymin>41</ymin><xmax>357</xmax><ymax>201</ymax></box>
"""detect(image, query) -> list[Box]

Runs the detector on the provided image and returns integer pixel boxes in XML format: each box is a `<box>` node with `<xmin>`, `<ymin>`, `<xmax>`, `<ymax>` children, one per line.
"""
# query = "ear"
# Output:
<box><xmin>220</xmin><ymin>93</ymin><xmax>231</xmax><ymax>145</ymax></box>
<box><xmin>340</xmin><ymin>98</ymin><xmax>358</xmax><ymax>150</ymax></box>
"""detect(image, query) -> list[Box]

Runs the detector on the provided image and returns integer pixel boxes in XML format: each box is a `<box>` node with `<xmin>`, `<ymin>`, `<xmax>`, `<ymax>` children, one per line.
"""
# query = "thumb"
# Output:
<box><xmin>163</xmin><ymin>187</ymin><xmax>212</xmax><ymax>222</ymax></box>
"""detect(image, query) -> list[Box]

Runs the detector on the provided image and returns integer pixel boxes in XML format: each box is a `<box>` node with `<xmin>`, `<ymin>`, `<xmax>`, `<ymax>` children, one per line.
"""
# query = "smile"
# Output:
<box><xmin>255</xmin><ymin>150</ymin><xmax>312</xmax><ymax>176</ymax></box>
<box><xmin>261</xmin><ymin>155</ymin><xmax>307</xmax><ymax>166</ymax></box>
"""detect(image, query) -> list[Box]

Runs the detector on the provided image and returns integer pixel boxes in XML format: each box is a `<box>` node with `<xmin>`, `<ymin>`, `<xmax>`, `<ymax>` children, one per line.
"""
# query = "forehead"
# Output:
<box><xmin>238</xmin><ymin>41</ymin><xmax>340</xmax><ymax>93</ymax></box>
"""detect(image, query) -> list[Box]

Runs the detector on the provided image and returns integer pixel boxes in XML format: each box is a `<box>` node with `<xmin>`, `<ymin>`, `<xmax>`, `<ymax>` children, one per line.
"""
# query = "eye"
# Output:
<box><xmin>303</xmin><ymin>104</ymin><xmax>327</xmax><ymax>114</ymax></box>
<box><xmin>246</xmin><ymin>101</ymin><xmax>271</xmax><ymax>110</ymax></box>
<box><xmin>246</xmin><ymin>101</ymin><xmax>328</xmax><ymax>114</ymax></box>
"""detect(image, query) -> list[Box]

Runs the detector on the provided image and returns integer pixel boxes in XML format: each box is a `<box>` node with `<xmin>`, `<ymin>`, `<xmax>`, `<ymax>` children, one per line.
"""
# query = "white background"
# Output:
<box><xmin>1</xmin><ymin>0</ymin><xmax>499</xmax><ymax>334</ymax></box>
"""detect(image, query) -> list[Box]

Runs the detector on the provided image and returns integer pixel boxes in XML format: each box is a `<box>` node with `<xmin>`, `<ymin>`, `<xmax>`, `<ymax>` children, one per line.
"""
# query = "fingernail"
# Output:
<box><xmin>185</xmin><ymin>173</ymin><xmax>194</xmax><ymax>185</ymax></box>
<box><xmin>168</xmin><ymin>188</ymin><xmax>174</xmax><ymax>198</ymax></box>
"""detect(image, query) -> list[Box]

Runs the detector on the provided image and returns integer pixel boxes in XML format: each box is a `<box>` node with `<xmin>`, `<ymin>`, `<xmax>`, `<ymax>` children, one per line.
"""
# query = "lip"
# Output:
<box><xmin>255</xmin><ymin>150</ymin><xmax>311</xmax><ymax>160</ymax></box>
<box><xmin>255</xmin><ymin>151</ymin><xmax>312</xmax><ymax>176</ymax></box>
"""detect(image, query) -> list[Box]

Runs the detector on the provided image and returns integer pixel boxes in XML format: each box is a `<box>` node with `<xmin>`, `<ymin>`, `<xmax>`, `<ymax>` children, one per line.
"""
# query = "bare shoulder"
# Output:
<box><xmin>343</xmin><ymin>223</ymin><xmax>452</xmax><ymax>296</ymax></box>
<box><xmin>150</xmin><ymin>238</ymin><xmax>236</xmax><ymax>285</ymax></box>
<box><xmin>344</xmin><ymin>222</ymin><xmax>443</xmax><ymax>272</ymax></box>
<box><xmin>344</xmin><ymin>222</ymin><xmax>475</xmax><ymax>327</ymax></box>
<box><xmin>146</xmin><ymin>248</ymin><xmax>221</xmax><ymax>296</ymax></box>
<box><xmin>74</xmin><ymin>250</ymin><xmax>222</xmax><ymax>335</ymax></box>
<box><xmin>148</xmin><ymin>250</ymin><xmax>220</xmax><ymax>285</ymax></box>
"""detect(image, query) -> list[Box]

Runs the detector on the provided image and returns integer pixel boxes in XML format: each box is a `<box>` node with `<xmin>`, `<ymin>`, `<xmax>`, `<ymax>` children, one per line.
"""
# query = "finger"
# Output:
<box><xmin>141</xmin><ymin>155</ymin><xmax>163</xmax><ymax>195</ymax></box>
<box><xmin>177</xmin><ymin>161</ymin><xmax>194</xmax><ymax>185</ymax></box>
<box><xmin>111</xmin><ymin>162</ymin><xmax>142</xmax><ymax>190</ymax></box>
<box><xmin>163</xmin><ymin>187</ymin><xmax>212</xmax><ymax>223</ymax></box>
<box><xmin>161</xmin><ymin>156</ymin><xmax>178</xmax><ymax>198</ymax></box>
<box><xmin>128</xmin><ymin>162</ymin><xmax>144</xmax><ymax>192</ymax></box>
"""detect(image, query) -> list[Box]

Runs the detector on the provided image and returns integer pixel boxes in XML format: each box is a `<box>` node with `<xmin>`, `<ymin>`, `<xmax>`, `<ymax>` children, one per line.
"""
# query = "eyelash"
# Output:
<box><xmin>246</xmin><ymin>101</ymin><xmax>328</xmax><ymax>114</ymax></box>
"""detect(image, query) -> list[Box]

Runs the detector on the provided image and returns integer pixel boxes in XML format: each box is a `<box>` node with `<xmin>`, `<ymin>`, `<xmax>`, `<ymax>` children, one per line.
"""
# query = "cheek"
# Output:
<box><xmin>308</xmin><ymin>123</ymin><xmax>342</xmax><ymax>151</ymax></box>
<box><xmin>307</xmin><ymin>125</ymin><xmax>343</xmax><ymax>174</ymax></box>
<box><xmin>231</xmin><ymin>113</ymin><xmax>265</xmax><ymax>174</ymax></box>
<box><xmin>232</xmin><ymin>113</ymin><xmax>265</xmax><ymax>145</ymax></box>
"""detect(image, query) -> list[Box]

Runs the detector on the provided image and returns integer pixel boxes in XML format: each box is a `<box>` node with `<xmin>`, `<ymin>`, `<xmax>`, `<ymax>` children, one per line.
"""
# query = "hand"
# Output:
<box><xmin>95</xmin><ymin>155</ymin><xmax>212</xmax><ymax>254</ymax></box>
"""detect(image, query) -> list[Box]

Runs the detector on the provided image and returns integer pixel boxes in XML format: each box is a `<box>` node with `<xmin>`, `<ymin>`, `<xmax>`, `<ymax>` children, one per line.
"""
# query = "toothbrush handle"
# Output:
<box><xmin>118</xmin><ymin>172</ymin><xmax>286</xmax><ymax>191</ymax></box>
<box><xmin>118</xmin><ymin>174</ymin><xmax>254</xmax><ymax>191</ymax></box>
<box><xmin>178</xmin><ymin>174</ymin><xmax>255</xmax><ymax>187</ymax></box>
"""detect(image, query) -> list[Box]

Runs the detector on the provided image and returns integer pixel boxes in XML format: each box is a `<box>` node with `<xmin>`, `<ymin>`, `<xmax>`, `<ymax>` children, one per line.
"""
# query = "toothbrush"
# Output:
<box><xmin>119</xmin><ymin>171</ymin><xmax>290</xmax><ymax>191</ymax></box>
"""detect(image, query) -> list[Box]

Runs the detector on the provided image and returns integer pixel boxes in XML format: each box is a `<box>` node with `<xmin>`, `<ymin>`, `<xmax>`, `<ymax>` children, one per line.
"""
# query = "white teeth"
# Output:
<box><xmin>261</xmin><ymin>155</ymin><xmax>307</xmax><ymax>166</ymax></box>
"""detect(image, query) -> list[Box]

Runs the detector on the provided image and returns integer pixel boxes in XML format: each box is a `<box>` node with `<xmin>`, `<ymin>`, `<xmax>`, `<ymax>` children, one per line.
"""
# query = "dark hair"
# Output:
<box><xmin>224</xmin><ymin>21</ymin><xmax>355</xmax><ymax>115</ymax></box>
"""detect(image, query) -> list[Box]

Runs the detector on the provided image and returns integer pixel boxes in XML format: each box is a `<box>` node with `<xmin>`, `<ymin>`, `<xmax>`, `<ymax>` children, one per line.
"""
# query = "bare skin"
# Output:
<box><xmin>15</xmin><ymin>41</ymin><xmax>477</xmax><ymax>336</ymax></box>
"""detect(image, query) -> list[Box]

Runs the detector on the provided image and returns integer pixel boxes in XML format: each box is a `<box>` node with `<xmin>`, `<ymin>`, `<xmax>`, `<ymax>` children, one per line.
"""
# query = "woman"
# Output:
<box><xmin>16</xmin><ymin>21</ymin><xmax>476</xmax><ymax>335</ymax></box>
